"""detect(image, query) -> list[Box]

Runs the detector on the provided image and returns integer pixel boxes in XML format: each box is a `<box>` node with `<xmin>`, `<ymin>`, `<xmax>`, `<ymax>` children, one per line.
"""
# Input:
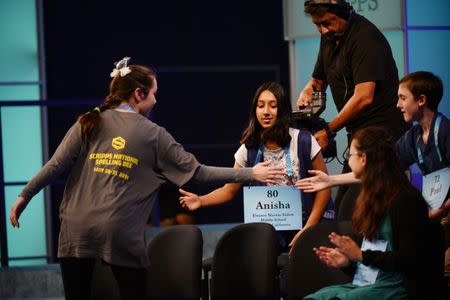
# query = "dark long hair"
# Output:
<box><xmin>240</xmin><ymin>82</ymin><xmax>291</xmax><ymax>149</ymax></box>
<box><xmin>78</xmin><ymin>65</ymin><xmax>156</xmax><ymax>140</ymax></box>
<box><xmin>351</xmin><ymin>127</ymin><xmax>410</xmax><ymax>240</ymax></box>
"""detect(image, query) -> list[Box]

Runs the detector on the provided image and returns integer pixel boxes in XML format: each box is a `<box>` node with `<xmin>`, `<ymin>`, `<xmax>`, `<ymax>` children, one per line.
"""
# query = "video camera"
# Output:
<box><xmin>291</xmin><ymin>91</ymin><xmax>337</xmax><ymax>158</ymax></box>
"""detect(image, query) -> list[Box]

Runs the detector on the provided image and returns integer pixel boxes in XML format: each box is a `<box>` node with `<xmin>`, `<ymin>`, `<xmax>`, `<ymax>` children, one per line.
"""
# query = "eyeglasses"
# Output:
<box><xmin>344</xmin><ymin>149</ymin><xmax>362</xmax><ymax>160</ymax></box>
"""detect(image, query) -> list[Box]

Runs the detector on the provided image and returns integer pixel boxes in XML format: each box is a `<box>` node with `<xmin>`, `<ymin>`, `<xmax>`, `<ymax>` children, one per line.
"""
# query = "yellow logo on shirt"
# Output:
<box><xmin>112</xmin><ymin>136</ymin><xmax>126</xmax><ymax>150</ymax></box>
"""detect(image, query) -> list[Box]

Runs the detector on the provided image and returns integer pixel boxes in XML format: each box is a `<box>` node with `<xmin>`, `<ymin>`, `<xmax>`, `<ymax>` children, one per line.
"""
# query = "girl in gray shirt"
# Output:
<box><xmin>9</xmin><ymin>57</ymin><xmax>283</xmax><ymax>300</ymax></box>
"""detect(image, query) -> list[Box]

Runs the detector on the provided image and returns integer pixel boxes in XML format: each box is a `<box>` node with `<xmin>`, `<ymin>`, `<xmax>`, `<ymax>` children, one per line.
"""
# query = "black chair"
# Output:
<box><xmin>287</xmin><ymin>221</ymin><xmax>357</xmax><ymax>300</ymax></box>
<box><xmin>337</xmin><ymin>185</ymin><xmax>360</xmax><ymax>221</ymax></box>
<box><xmin>209</xmin><ymin>222</ymin><xmax>279</xmax><ymax>300</ymax></box>
<box><xmin>147</xmin><ymin>225</ymin><xmax>203</xmax><ymax>300</ymax></box>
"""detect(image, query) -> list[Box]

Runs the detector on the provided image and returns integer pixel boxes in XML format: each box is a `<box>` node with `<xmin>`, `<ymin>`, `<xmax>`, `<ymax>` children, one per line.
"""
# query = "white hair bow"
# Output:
<box><xmin>110</xmin><ymin>56</ymin><xmax>132</xmax><ymax>78</ymax></box>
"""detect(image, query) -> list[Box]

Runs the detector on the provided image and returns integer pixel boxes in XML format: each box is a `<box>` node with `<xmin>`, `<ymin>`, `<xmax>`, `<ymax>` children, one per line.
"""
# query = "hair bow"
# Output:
<box><xmin>110</xmin><ymin>56</ymin><xmax>132</xmax><ymax>78</ymax></box>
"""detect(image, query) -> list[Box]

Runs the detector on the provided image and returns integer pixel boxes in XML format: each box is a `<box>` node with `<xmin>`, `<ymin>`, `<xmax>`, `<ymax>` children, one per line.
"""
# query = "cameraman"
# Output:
<box><xmin>297</xmin><ymin>0</ymin><xmax>407</xmax><ymax>213</ymax></box>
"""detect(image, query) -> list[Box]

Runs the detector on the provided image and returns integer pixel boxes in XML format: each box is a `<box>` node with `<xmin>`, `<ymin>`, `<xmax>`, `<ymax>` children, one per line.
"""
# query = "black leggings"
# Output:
<box><xmin>59</xmin><ymin>257</ymin><xmax>146</xmax><ymax>300</ymax></box>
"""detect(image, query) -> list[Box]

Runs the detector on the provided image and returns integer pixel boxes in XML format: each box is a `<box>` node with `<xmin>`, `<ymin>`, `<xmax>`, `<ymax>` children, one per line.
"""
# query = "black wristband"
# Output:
<box><xmin>325</xmin><ymin>123</ymin><xmax>336</xmax><ymax>139</ymax></box>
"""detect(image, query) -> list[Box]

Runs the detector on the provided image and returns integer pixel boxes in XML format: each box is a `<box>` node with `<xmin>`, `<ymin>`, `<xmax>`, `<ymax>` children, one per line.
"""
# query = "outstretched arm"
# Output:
<box><xmin>191</xmin><ymin>160</ymin><xmax>285</xmax><ymax>185</ymax></box>
<box><xmin>180</xmin><ymin>182</ymin><xmax>242</xmax><ymax>211</ymax></box>
<box><xmin>296</xmin><ymin>170</ymin><xmax>361</xmax><ymax>192</ymax></box>
<box><xmin>179</xmin><ymin>161</ymin><xmax>242</xmax><ymax>210</ymax></box>
<box><xmin>181</xmin><ymin>161</ymin><xmax>285</xmax><ymax>210</ymax></box>
<box><xmin>251</xmin><ymin>160</ymin><xmax>286</xmax><ymax>184</ymax></box>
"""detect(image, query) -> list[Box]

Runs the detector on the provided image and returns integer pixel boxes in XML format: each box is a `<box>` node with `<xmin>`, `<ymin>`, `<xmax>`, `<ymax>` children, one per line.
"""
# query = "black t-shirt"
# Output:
<box><xmin>313</xmin><ymin>12</ymin><xmax>407</xmax><ymax>139</ymax></box>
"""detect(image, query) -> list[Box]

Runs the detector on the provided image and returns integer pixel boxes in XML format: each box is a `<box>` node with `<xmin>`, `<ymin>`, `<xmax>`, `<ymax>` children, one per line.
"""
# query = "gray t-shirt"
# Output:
<box><xmin>21</xmin><ymin>109</ymin><xmax>252</xmax><ymax>267</ymax></box>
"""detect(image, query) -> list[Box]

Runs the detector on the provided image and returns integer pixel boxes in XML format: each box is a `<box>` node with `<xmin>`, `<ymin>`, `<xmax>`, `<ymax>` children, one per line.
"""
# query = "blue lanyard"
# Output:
<box><xmin>416</xmin><ymin>113</ymin><xmax>443</xmax><ymax>166</ymax></box>
<box><xmin>117</xmin><ymin>104</ymin><xmax>137</xmax><ymax>112</ymax></box>
<box><xmin>255</xmin><ymin>144</ymin><xmax>294</xmax><ymax>178</ymax></box>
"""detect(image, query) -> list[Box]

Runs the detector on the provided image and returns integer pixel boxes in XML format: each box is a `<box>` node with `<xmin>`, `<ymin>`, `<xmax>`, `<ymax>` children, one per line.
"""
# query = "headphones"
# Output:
<box><xmin>304</xmin><ymin>0</ymin><xmax>351</xmax><ymax>10</ymax></box>
<box><xmin>304</xmin><ymin>0</ymin><xmax>352</xmax><ymax>20</ymax></box>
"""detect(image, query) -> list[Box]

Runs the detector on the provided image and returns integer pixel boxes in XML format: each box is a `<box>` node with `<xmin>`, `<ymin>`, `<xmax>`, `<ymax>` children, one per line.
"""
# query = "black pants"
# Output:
<box><xmin>59</xmin><ymin>257</ymin><xmax>146</xmax><ymax>300</ymax></box>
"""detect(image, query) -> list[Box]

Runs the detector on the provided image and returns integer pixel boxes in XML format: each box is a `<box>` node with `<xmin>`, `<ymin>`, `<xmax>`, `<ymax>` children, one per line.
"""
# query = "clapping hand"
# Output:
<box><xmin>313</xmin><ymin>246</ymin><xmax>350</xmax><ymax>268</ymax></box>
<box><xmin>328</xmin><ymin>232</ymin><xmax>362</xmax><ymax>262</ymax></box>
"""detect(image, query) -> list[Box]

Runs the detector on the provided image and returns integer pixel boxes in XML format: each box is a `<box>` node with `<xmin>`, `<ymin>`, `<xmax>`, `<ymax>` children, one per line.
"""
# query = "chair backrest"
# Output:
<box><xmin>337</xmin><ymin>185</ymin><xmax>360</xmax><ymax>221</ymax></box>
<box><xmin>288</xmin><ymin>221</ymin><xmax>356</xmax><ymax>300</ymax></box>
<box><xmin>210</xmin><ymin>222</ymin><xmax>279</xmax><ymax>300</ymax></box>
<box><xmin>147</xmin><ymin>225</ymin><xmax>203</xmax><ymax>300</ymax></box>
